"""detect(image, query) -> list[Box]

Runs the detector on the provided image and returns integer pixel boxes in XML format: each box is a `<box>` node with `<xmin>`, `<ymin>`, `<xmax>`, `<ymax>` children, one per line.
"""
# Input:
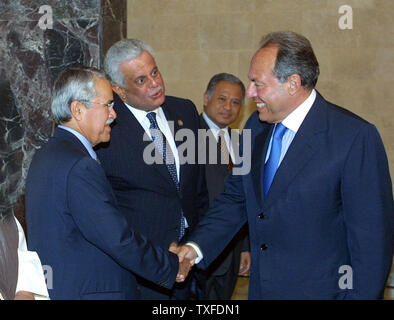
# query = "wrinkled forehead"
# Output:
<box><xmin>249</xmin><ymin>47</ymin><xmax>278</xmax><ymax>78</ymax></box>
<box><xmin>120</xmin><ymin>51</ymin><xmax>157</xmax><ymax>76</ymax></box>
<box><xmin>93</xmin><ymin>76</ymin><xmax>113</xmax><ymax>99</ymax></box>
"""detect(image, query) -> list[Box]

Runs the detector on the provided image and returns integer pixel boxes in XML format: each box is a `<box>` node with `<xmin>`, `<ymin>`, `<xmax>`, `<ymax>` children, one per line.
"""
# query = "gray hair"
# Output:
<box><xmin>205</xmin><ymin>73</ymin><xmax>246</xmax><ymax>105</ymax></box>
<box><xmin>259</xmin><ymin>31</ymin><xmax>320</xmax><ymax>90</ymax></box>
<box><xmin>104</xmin><ymin>39</ymin><xmax>154</xmax><ymax>88</ymax></box>
<box><xmin>51</xmin><ymin>66</ymin><xmax>110</xmax><ymax>124</ymax></box>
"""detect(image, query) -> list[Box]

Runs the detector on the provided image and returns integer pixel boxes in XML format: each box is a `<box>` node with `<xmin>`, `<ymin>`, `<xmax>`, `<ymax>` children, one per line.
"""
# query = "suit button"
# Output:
<box><xmin>261</xmin><ymin>244</ymin><xmax>268</xmax><ymax>251</ymax></box>
<box><xmin>258</xmin><ymin>212</ymin><xmax>265</xmax><ymax>219</ymax></box>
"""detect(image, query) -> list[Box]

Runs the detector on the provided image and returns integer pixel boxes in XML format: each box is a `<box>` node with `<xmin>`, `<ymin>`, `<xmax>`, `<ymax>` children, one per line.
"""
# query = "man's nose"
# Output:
<box><xmin>245</xmin><ymin>83</ymin><xmax>256</xmax><ymax>99</ymax></box>
<box><xmin>223</xmin><ymin>100</ymin><xmax>231</xmax><ymax>110</ymax></box>
<box><xmin>149</xmin><ymin>76</ymin><xmax>160</xmax><ymax>87</ymax></box>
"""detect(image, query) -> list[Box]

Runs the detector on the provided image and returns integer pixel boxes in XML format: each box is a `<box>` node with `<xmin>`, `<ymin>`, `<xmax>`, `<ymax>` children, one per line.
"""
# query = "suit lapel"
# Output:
<box><xmin>251</xmin><ymin>122</ymin><xmax>273</xmax><ymax>208</ymax></box>
<box><xmin>161</xmin><ymin>99</ymin><xmax>184</xmax><ymax>192</ymax></box>
<box><xmin>262</xmin><ymin>94</ymin><xmax>329</xmax><ymax>210</ymax></box>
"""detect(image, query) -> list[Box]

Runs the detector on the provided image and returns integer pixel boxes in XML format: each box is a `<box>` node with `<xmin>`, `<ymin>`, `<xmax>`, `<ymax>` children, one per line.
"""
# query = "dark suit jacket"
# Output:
<box><xmin>199</xmin><ymin>115</ymin><xmax>249</xmax><ymax>278</ymax></box>
<box><xmin>25</xmin><ymin>128</ymin><xmax>179</xmax><ymax>300</ymax></box>
<box><xmin>187</xmin><ymin>92</ymin><xmax>394</xmax><ymax>299</ymax></box>
<box><xmin>96</xmin><ymin>95</ymin><xmax>209</xmax><ymax>298</ymax></box>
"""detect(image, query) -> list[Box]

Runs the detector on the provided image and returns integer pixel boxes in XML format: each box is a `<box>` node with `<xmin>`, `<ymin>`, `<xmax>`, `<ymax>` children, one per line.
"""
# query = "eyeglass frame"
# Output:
<box><xmin>79</xmin><ymin>100</ymin><xmax>114</xmax><ymax>110</ymax></box>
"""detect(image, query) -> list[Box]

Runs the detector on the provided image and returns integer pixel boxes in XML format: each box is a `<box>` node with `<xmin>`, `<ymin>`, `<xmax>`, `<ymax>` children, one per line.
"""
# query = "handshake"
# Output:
<box><xmin>168</xmin><ymin>242</ymin><xmax>198</xmax><ymax>283</ymax></box>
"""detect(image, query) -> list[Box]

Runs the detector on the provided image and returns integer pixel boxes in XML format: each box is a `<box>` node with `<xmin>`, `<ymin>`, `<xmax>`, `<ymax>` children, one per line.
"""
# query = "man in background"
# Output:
<box><xmin>198</xmin><ymin>73</ymin><xmax>250</xmax><ymax>299</ymax></box>
<box><xmin>97</xmin><ymin>39</ymin><xmax>208</xmax><ymax>299</ymax></box>
<box><xmin>26</xmin><ymin>66</ymin><xmax>189</xmax><ymax>299</ymax></box>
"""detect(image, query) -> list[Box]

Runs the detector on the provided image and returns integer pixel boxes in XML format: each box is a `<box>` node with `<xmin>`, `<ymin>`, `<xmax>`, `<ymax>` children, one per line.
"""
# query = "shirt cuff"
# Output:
<box><xmin>185</xmin><ymin>242</ymin><xmax>203</xmax><ymax>264</ymax></box>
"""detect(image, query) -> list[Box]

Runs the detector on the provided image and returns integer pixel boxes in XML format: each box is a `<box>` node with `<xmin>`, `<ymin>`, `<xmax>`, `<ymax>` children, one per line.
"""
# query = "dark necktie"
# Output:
<box><xmin>218</xmin><ymin>129</ymin><xmax>233</xmax><ymax>171</ymax></box>
<box><xmin>146</xmin><ymin>112</ymin><xmax>185</xmax><ymax>239</ymax></box>
<box><xmin>263</xmin><ymin>123</ymin><xmax>288</xmax><ymax>195</ymax></box>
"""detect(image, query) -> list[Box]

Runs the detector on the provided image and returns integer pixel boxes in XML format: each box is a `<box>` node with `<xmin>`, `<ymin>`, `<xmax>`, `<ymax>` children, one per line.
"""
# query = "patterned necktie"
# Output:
<box><xmin>218</xmin><ymin>129</ymin><xmax>233</xmax><ymax>171</ymax></box>
<box><xmin>146</xmin><ymin>112</ymin><xmax>185</xmax><ymax>239</ymax></box>
<box><xmin>263</xmin><ymin>123</ymin><xmax>288</xmax><ymax>195</ymax></box>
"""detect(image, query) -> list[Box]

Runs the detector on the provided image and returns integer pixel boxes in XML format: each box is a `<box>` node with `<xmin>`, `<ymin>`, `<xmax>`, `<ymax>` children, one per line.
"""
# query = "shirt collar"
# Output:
<box><xmin>282</xmin><ymin>89</ymin><xmax>316</xmax><ymax>133</ymax></box>
<box><xmin>202</xmin><ymin>112</ymin><xmax>229</xmax><ymax>139</ymax></box>
<box><xmin>123</xmin><ymin>101</ymin><xmax>164</xmax><ymax>124</ymax></box>
<box><xmin>58</xmin><ymin>125</ymin><xmax>98</xmax><ymax>160</ymax></box>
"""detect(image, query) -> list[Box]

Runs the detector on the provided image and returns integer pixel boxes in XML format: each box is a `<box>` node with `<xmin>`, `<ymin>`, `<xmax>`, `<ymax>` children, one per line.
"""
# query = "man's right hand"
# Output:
<box><xmin>169</xmin><ymin>242</ymin><xmax>198</xmax><ymax>263</ymax></box>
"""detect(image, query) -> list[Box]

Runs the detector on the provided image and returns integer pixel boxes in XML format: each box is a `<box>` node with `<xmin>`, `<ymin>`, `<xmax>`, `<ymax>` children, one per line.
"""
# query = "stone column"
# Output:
<box><xmin>0</xmin><ymin>0</ymin><xmax>126</xmax><ymax>235</ymax></box>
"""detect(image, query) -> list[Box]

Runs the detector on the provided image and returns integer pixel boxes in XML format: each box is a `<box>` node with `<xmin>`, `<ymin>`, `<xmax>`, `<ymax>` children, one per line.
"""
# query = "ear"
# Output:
<box><xmin>112</xmin><ymin>84</ymin><xmax>126</xmax><ymax>101</ymax></box>
<box><xmin>70</xmin><ymin>100</ymin><xmax>85</xmax><ymax>121</ymax></box>
<box><xmin>203</xmin><ymin>93</ymin><xmax>209</xmax><ymax>108</ymax></box>
<box><xmin>287</xmin><ymin>74</ymin><xmax>302</xmax><ymax>96</ymax></box>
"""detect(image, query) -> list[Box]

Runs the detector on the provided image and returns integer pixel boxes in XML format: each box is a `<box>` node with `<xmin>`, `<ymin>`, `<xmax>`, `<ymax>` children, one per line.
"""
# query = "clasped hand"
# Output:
<box><xmin>168</xmin><ymin>242</ymin><xmax>198</xmax><ymax>282</ymax></box>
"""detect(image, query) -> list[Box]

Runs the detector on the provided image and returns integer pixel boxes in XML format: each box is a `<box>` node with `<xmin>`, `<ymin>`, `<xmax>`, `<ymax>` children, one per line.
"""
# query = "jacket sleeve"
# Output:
<box><xmin>67</xmin><ymin>157</ymin><xmax>179</xmax><ymax>290</ymax></box>
<box><xmin>341</xmin><ymin>124</ymin><xmax>394</xmax><ymax>299</ymax></box>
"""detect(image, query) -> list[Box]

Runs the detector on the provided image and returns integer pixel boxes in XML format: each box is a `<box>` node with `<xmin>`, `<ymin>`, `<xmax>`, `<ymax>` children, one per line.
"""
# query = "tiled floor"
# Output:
<box><xmin>231</xmin><ymin>276</ymin><xmax>394</xmax><ymax>300</ymax></box>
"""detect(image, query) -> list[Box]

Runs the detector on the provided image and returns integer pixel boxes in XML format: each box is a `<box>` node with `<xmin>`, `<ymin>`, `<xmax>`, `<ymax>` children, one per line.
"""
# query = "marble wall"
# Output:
<box><xmin>0</xmin><ymin>0</ymin><xmax>126</xmax><ymax>231</ymax></box>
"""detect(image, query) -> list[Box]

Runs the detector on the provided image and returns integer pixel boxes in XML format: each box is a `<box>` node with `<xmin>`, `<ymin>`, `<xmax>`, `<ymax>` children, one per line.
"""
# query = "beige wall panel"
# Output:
<box><xmin>127</xmin><ymin>0</ymin><xmax>394</xmax><ymax>181</ymax></box>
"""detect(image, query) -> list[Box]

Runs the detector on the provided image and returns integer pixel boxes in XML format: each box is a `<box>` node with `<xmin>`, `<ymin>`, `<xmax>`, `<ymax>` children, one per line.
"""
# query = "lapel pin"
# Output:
<box><xmin>177</xmin><ymin>120</ymin><xmax>184</xmax><ymax>126</ymax></box>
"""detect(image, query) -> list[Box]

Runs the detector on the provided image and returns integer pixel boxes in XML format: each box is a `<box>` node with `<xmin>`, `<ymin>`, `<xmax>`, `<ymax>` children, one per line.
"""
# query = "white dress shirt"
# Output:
<box><xmin>15</xmin><ymin>217</ymin><xmax>49</xmax><ymax>299</ymax></box>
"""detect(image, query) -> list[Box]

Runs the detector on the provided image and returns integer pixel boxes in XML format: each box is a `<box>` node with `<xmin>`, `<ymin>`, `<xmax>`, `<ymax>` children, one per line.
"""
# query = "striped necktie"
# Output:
<box><xmin>146</xmin><ymin>112</ymin><xmax>185</xmax><ymax>239</ymax></box>
<box><xmin>218</xmin><ymin>129</ymin><xmax>233</xmax><ymax>171</ymax></box>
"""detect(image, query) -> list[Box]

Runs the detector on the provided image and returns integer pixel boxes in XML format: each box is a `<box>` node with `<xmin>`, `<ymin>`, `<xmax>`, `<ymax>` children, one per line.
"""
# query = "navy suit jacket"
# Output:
<box><xmin>186</xmin><ymin>92</ymin><xmax>394</xmax><ymax>299</ymax></box>
<box><xmin>25</xmin><ymin>128</ymin><xmax>179</xmax><ymax>300</ymax></box>
<box><xmin>199</xmin><ymin>115</ymin><xmax>249</xmax><ymax>278</ymax></box>
<box><xmin>96</xmin><ymin>95</ymin><xmax>209</xmax><ymax>298</ymax></box>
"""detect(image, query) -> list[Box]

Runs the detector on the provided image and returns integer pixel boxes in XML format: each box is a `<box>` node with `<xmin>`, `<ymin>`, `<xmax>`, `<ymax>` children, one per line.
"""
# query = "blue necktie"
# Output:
<box><xmin>263</xmin><ymin>123</ymin><xmax>288</xmax><ymax>195</ymax></box>
<box><xmin>146</xmin><ymin>112</ymin><xmax>185</xmax><ymax>239</ymax></box>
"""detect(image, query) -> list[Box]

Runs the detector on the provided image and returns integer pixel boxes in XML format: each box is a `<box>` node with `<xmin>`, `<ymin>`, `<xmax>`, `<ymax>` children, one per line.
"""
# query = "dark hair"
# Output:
<box><xmin>260</xmin><ymin>31</ymin><xmax>320</xmax><ymax>89</ymax></box>
<box><xmin>205</xmin><ymin>73</ymin><xmax>245</xmax><ymax>104</ymax></box>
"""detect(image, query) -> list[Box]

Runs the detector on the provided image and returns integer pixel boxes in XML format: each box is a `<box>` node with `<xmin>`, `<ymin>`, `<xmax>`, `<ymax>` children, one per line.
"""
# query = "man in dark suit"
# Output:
<box><xmin>175</xmin><ymin>31</ymin><xmax>394</xmax><ymax>299</ymax></box>
<box><xmin>96</xmin><ymin>39</ymin><xmax>209</xmax><ymax>299</ymax></box>
<box><xmin>198</xmin><ymin>73</ymin><xmax>250</xmax><ymax>299</ymax></box>
<box><xmin>25</xmin><ymin>67</ymin><xmax>189</xmax><ymax>300</ymax></box>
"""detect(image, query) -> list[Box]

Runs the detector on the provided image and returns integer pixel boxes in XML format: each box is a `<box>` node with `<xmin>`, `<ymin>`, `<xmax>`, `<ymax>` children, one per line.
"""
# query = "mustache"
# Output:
<box><xmin>148</xmin><ymin>86</ymin><xmax>163</xmax><ymax>97</ymax></box>
<box><xmin>105</xmin><ymin>117</ymin><xmax>115</xmax><ymax>126</ymax></box>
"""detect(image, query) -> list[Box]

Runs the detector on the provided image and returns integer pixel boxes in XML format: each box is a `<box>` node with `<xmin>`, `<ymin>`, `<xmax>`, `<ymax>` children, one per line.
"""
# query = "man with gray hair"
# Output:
<box><xmin>96</xmin><ymin>39</ymin><xmax>209</xmax><ymax>299</ymax></box>
<box><xmin>25</xmin><ymin>66</ymin><xmax>190</xmax><ymax>299</ymax></box>
<box><xmin>175</xmin><ymin>31</ymin><xmax>393</xmax><ymax>299</ymax></box>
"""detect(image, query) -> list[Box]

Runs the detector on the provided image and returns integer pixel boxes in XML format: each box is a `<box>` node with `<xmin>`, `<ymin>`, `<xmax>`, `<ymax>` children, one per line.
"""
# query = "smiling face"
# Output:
<box><xmin>116</xmin><ymin>50</ymin><xmax>165</xmax><ymax>111</ymax></box>
<box><xmin>78</xmin><ymin>77</ymin><xmax>116</xmax><ymax>146</ymax></box>
<box><xmin>246</xmin><ymin>46</ymin><xmax>293</xmax><ymax>124</ymax></box>
<box><xmin>203</xmin><ymin>80</ymin><xmax>242</xmax><ymax>128</ymax></box>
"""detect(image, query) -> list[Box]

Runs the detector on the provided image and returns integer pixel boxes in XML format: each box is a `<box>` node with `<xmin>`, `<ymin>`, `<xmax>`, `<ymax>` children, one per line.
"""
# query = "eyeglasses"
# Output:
<box><xmin>80</xmin><ymin>100</ymin><xmax>114</xmax><ymax>110</ymax></box>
